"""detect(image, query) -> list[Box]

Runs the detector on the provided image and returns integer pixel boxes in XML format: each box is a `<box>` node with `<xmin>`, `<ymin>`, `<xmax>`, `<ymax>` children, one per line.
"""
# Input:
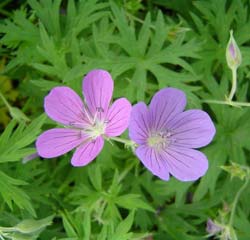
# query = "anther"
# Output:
<box><xmin>96</xmin><ymin>107</ymin><xmax>104</xmax><ymax>112</ymax></box>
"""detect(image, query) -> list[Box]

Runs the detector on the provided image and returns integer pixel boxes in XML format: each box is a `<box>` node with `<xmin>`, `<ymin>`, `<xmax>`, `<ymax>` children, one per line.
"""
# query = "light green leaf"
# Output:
<box><xmin>14</xmin><ymin>215</ymin><xmax>54</xmax><ymax>234</ymax></box>
<box><xmin>115</xmin><ymin>194</ymin><xmax>155</xmax><ymax>212</ymax></box>
<box><xmin>110</xmin><ymin>211</ymin><xmax>134</xmax><ymax>240</ymax></box>
<box><xmin>0</xmin><ymin>114</ymin><xmax>46</xmax><ymax>163</ymax></box>
<box><xmin>0</xmin><ymin>170</ymin><xmax>35</xmax><ymax>216</ymax></box>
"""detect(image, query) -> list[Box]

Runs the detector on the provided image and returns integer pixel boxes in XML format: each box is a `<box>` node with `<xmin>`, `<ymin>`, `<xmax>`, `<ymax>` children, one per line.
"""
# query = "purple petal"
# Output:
<box><xmin>149</xmin><ymin>88</ymin><xmax>186</xmax><ymax>130</ymax></box>
<box><xmin>206</xmin><ymin>219</ymin><xmax>222</xmax><ymax>235</ymax></box>
<box><xmin>22</xmin><ymin>153</ymin><xmax>39</xmax><ymax>164</ymax></box>
<box><xmin>229</xmin><ymin>43</ymin><xmax>236</xmax><ymax>58</ymax></box>
<box><xmin>162</xmin><ymin>147</ymin><xmax>208</xmax><ymax>181</ymax></box>
<box><xmin>129</xmin><ymin>102</ymin><xmax>151</xmax><ymax>145</ymax></box>
<box><xmin>105</xmin><ymin>98</ymin><xmax>132</xmax><ymax>137</ymax></box>
<box><xmin>71</xmin><ymin>137</ymin><xmax>104</xmax><ymax>167</ymax></box>
<box><xmin>44</xmin><ymin>87</ymin><xmax>87</xmax><ymax>126</ymax></box>
<box><xmin>83</xmin><ymin>69</ymin><xmax>114</xmax><ymax>119</ymax></box>
<box><xmin>36</xmin><ymin>128</ymin><xmax>86</xmax><ymax>158</ymax></box>
<box><xmin>168</xmin><ymin>110</ymin><xmax>216</xmax><ymax>148</ymax></box>
<box><xmin>136</xmin><ymin>145</ymin><xmax>170</xmax><ymax>181</ymax></box>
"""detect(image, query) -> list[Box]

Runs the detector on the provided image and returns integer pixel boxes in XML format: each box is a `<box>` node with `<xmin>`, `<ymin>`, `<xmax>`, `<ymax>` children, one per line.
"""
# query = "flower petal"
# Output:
<box><xmin>71</xmin><ymin>137</ymin><xmax>104</xmax><ymax>167</ymax></box>
<box><xmin>168</xmin><ymin>110</ymin><xmax>216</xmax><ymax>148</ymax></box>
<box><xmin>129</xmin><ymin>102</ymin><xmax>151</xmax><ymax>145</ymax></box>
<box><xmin>83</xmin><ymin>69</ymin><xmax>114</xmax><ymax>119</ymax></box>
<box><xmin>105</xmin><ymin>98</ymin><xmax>132</xmax><ymax>137</ymax></box>
<box><xmin>149</xmin><ymin>88</ymin><xmax>186</xmax><ymax>130</ymax></box>
<box><xmin>36</xmin><ymin>128</ymin><xmax>86</xmax><ymax>158</ymax></box>
<box><xmin>136</xmin><ymin>145</ymin><xmax>170</xmax><ymax>181</ymax></box>
<box><xmin>44</xmin><ymin>87</ymin><xmax>87</xmax><ymax>126</ymax></box>
<box><xmin>162</xmin><ymin>147</ymin><xmax>208</xmax><ymax>181</ymax></box>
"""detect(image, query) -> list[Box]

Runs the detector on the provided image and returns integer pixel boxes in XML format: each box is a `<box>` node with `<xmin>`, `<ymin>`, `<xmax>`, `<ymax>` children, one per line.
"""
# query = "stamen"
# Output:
<box><xmin>81</xmin><ymin>118</ymin><xmax>107</xmax><ymax>140</ymax></box>
<box><xmin>93</xmin><ymin>106</ymin><xmax>104</xmax><ymax>123</ymax></box>
<box><xmin>93</xmin><ymin>111</ymin><xmax>98</xmax><ymax>124</ymax></box>
<box><xmin>96</xmin><ymin>107</ymin><xmax>104</xmax><ymax>112</ymax></box>
<box><xmin>68</xmin><ymin>121</ymin><xmax>90</xmax><ymax>129</ymax></box>
<box><xmin>147</xmin><ymin>130</ymin><xmax>172</xmax><ymax>151</ymax></box>
<box><xmin>82</xmin><ymin>104</ymin><xmax>94</xmax><ymax>124</ymax></box>
<box><xmin>69</xmin><ymin>105</ymin><xmax>108</xmax><ymax>141</ymax></box>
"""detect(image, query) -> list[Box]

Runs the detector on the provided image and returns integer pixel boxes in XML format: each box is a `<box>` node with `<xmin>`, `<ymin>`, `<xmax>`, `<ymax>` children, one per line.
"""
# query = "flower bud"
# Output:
<box><xmin>206</xmin><ymin>219</ymin><xmax>222</xmax><ymax>235</ymax></box>
<box><xmin>226</xmin><ymin>30</ymin><xmax>242</xmax><ymax>70</ymax></box>
<box><xmin>221</xmin><ymin>162</ymin><xmax>249</xmax><ymax>180</ymax></box>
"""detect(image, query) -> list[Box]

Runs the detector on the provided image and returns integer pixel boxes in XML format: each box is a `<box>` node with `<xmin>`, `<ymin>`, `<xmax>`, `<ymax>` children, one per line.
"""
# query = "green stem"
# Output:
<box><xmin>228</xmin><ymin>68</ymin><xmax>237</xmax><ymax>101</ymax></box>
<box><xmin>0</xmin><ymin>226</ymin><xmax>16</xmax><ymax>232</ymax></box>
<box><xmin>0</xmin><ymin>90</ymin><xmax>11</xmax><ymax>111</ymax></box>
<box><xmin>229</xmin><ymin>176</ymin><xmax>249</xmax><ymax>227</ymax></box>
<box><xmin>202</xmin><ymin>99</ymin><xmax>250</xmax><ymax>107</ymax></box>
<box><xmin>108</xmin><ymin>136</ymin><xmax>137</xmax><ymax>148</ymax></box>
<box><xmin>118</xmin><ymin>160</ymin><xmax>137</xmax><ymax>183</ymax></box>
<box><xmin>126</xmin><ymin>12</ymin><xmax>155</xmax><ymax>29</ymax></box>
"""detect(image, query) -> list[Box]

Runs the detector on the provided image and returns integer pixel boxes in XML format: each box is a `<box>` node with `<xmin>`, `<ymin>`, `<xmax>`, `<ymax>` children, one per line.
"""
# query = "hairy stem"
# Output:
<box><xmin>228</xmin><ymin>68</ymin><xmax>237</xmax><ymax>101</ymax></box>
<box><xmin>202</xmin><ymin>99</ymin><xmax>250</xmax><ymax>107</ymax></box>
<box><xmin>229</xmin><ymin>176</ymin><xmax>249</xmax><ymax>227</ymax></box>
<box><xmin>109</xmin><ymin>136</ymin><xmax>137</xmax><ymax>148</ymax></box>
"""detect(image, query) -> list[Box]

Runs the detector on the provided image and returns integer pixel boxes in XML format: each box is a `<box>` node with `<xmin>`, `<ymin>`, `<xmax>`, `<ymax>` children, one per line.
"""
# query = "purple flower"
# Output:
<box><xmin>206</xmin><ymin>219</ymin><xmax>222</xmax><ymax>235</ymax></box>
<box><xmin>36</xmin><ymin>69</ymin><xmax>132</xmax><ymax>166</ymax></box>
<box><xmin>226</xmin><ymin>30</ymin><xmax>242</xmax><ymax>70</ymax></box>
<box><xmin>129</xmin><ymin>88</ymin><xmax>216</xmax><ymax>181</ymax></box>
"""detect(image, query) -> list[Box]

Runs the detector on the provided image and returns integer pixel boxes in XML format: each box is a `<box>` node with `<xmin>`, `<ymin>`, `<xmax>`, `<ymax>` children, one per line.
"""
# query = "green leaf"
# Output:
<box><xmin>83</xmin><ymin>211</ymin><xmax>91</xmax><ymax>240</ymax></box>
<box><xmin>110</xmin><ymin>211</ymin><xmax>134</xmax><ymax>240</ymax></box>
<box><xmin>61</xmin><ymin>211</ymin><xmax>78</xmax><ymax>238</ymax></box>
<box><xmin>14</xmin><ymin>215</ymin><xmax>54</xmax><ymax>234</ymax></box>
<box><xmin>88</xmin><ymin>164</ymin><xmax>102</xmax><ymax>192</ymax></box>
<box><xmin>0</xmin><ymin>170</ymin><xmax>35</xmax><ymax>216</ymax></box>
<box><xmin>193</xmin><ymin>146</ymin><xmax>227</xmax><ymax>201</ymax></box>
<box><xmin>155</xmin><ymin>178</ymin><xmax>192</xmax><ymax>205</ymax></box>
<box><xmin>10</xmin><ymin>107</ymin><xmax>30</xmax><ymax>123</ymax></box>
<box><xmin>0</xmin><ymin>114</ymin><xmax>46</xmax><ymax>163</ymax></box>
<box><xmin>115</xmin><ymin>194</ymin><xmax>155</xmax><ymax>212</ymax></box>
<box><xmin>28</xmin><ymin>0</ymin><xmax>62</xmax><ymax>38</ymax></box>
<box><xmin>132</xmin><ymin>66</ymin><xmax>146</xmax><ymax>101</ymax></box>
<box><xmin>30</xmin><ymin>79</ymin><xmax>63</xmax><ymax>91</ymax></box>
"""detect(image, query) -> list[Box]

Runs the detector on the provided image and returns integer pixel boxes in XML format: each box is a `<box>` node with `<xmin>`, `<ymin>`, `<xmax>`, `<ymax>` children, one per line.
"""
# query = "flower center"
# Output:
<box><xmin>69</xmin><ymin>106</ymin><xmax>107</xmax><ymax>140</ymax></box>
<box><xmin>147</xmin><ymin>131</ymin><xmax>172</xmax><ymax>150</ymax></box>
<box><xmin>81</xmin><ymin>117</ymin><xmax>107</xmax><ymax>140</ymax></box>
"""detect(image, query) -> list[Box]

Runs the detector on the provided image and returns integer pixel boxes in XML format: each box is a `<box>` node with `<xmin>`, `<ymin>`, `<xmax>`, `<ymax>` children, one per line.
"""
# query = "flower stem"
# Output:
<box><xmin>228</xmin><ymin>68</ymin><xmax>237</xmax><ymax>101</ymax></box>
<box><xmin>0</xmin><ymin>226</ymin><xmax>16</xmax><ymax>232</ymax></box>
<box><xmin>202</xmin><ymin>99</ymin><xmax>250</xmax><ymax>107</ymax></box>
<box><xmin>108</xmin><ymin>137</ymin><xmax>137</xmax><ymax>148</ymax></box>
<box><xmin>126</xmin><ymin>12</ymin><xmax>155</xmax><ymax>29</ymax></box>
<box><xmin>0</xmin><ymin>90</ymin><xmax>12</xmax><ymax>111</ymax></box>
<box><xmin>202</xmin><ymin>67</ymin><xmax>250</xmax><ymax>107</ymax></box>
<box><xmin>229</xmin><ymin>175</ymin><xmax>250</xmax><ymax>227</ymax></box>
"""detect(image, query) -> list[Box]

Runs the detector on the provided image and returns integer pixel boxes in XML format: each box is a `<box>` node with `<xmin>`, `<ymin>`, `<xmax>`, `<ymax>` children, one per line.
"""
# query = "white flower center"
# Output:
<box><xmin>147</xmin><ymin>130</ymin><xmax>172</xmax><ymax>151</ymax></box>
<box><xmin>68</xmin><ymin>106</ymin><xmax>108</xmax><ymax>140</ymax></box>
<box><xmin>85</xmin><ymin>119</ymin><xmax>107</xmax><ymax>139</ymax></box>
<box><xmin>82</xmin><ymin>106</ymin><xmax>109</xmax><ymax>140</ymax></box>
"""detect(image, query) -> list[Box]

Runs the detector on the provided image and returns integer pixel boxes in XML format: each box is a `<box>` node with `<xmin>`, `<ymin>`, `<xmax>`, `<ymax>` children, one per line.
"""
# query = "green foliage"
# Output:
<box><xmin>0</xmin><ymin>215</ymin><xmax>54</xmax><ymax>239</ymax></box>
<box><xmin>0</xmin><ymin>170</ymin><xmax>35</xmax><ymax>216</ymax></box>
<box><xmin>0</xmin><ymin>114</ymin><xmax>46</xmax><ymax>162</ymax></box>
<box><xmin>0</xmin><ymin>0</ymin><xmax>249</xmax><ymax>239</ymax></box>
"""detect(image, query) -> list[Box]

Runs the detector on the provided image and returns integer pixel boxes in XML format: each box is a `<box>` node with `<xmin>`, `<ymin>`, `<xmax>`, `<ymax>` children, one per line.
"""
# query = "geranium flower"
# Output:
<box><xmin>129</xmin><ymin>88</ymin><xmax>216</xmax><ymax>181</ymax></box>
<box><xmin>36</xmin><ymin>69</ymin><xmax>131</xmax><ymax>166</ymax></box>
